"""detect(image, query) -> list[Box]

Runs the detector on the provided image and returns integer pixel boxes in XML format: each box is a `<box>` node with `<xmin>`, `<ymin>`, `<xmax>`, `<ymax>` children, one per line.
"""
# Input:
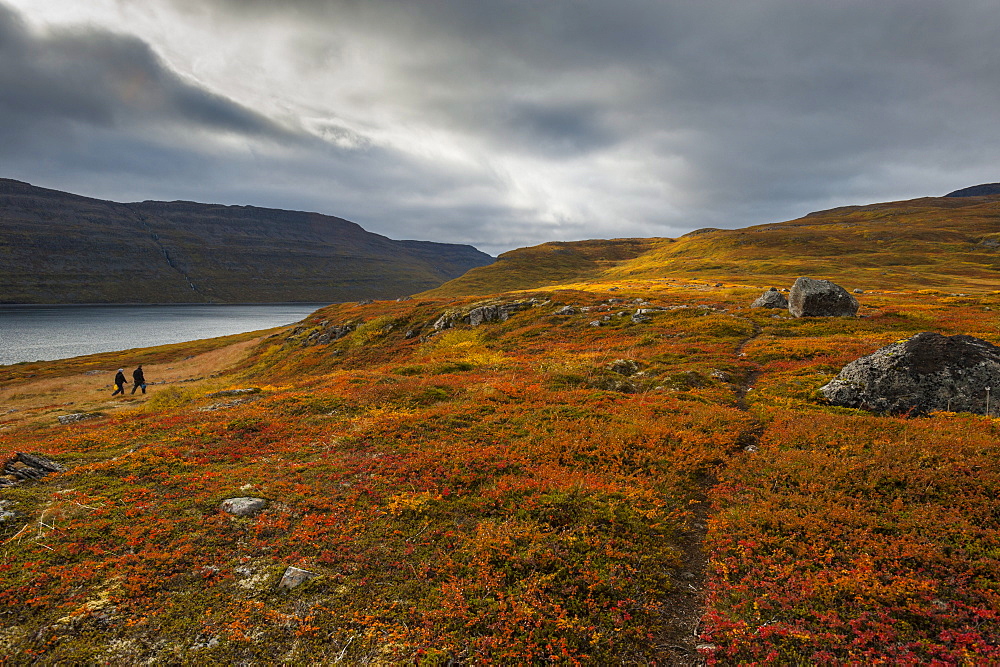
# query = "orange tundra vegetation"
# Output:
<box><xmin>2</xmin><ymin>200</ymin><xmax>1000</xmax><ymax>663</ymax></box>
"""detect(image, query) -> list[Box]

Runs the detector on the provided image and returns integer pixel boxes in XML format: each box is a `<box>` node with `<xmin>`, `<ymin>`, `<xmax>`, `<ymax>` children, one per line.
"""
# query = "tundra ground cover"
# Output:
<box><xmin>1</xmin><ymin>282</ymin><xmax>999</xmax><ymax>663</ymax></box>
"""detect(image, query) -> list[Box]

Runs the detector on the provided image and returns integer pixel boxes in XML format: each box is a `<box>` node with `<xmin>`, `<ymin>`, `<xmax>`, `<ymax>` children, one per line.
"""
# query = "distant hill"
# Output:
<box><xmin>0</xmin><ymin>179</ymin><xmax>493</xmax><ymax>303</ymax></box>
<box><xmin>945</xmin><ymin>183</ymin><xmax>1000</xmax><ymax>197</ymax></box>
<box><xmin>426</xmin><ymin>194</ymin><xmax>1000</xmax><ymax>296</ymax></box>
<box><xmin>420</xmin><ymin>238</ymin><xmax>660</xmax><ymax>297</ymax></box>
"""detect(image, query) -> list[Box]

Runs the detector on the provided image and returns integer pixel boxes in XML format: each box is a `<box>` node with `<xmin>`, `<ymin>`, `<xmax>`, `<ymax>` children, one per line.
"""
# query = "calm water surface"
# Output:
<box><xmin>0</xmin><ymin>303</ymin><xmax>328</xmax><ymax>366</ymax></box>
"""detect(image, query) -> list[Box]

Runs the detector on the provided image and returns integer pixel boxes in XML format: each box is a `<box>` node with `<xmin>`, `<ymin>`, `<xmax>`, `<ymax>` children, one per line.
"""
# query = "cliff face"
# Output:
<box><xmin>0</xmin><ymin>179</ymin><xmax>493</xmax><ymax>303</ymax></box>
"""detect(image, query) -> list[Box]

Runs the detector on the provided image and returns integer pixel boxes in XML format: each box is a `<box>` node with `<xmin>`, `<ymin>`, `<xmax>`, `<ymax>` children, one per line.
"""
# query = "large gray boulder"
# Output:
<box><xmin>788</xmin><ymin>277</ymin><xmax>859</xmax><ymax>317</ymax></box>
<box><xmin>751</xmin><ymin>288</ymin><xmax>788</xmax><ymax>309</ymax></box>
<box><xmin>821</xmin><ymin>332</ymin><xmax>1000</xmax><ymax>415</ymax></box>
<box><xmin>220</xmin><ymin>497</ymin><xmax>268</xmax><ymax>517</ymax></box>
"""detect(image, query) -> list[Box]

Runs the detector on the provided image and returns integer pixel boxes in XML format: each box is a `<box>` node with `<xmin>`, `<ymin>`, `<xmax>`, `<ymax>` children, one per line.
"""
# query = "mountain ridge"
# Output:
<box><xmin>0</xmin><ymin>179</ymin><xmax>493</xmax><ymax>304</ymax></box>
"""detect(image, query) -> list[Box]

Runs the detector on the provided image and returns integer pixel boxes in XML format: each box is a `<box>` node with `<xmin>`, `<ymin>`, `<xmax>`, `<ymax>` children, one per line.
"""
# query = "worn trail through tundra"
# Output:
<box><xmin>666</xmin><ymin>313</ymin><xmax>767</xmax><ymax>663</ymax></box>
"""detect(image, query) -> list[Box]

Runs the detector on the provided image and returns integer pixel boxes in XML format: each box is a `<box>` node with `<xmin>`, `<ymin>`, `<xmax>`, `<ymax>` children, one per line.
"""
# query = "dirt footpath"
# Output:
<box><xmin>0</xmin><ymin>338</ymin><xmax>261</xmax><ymax>431</ymax></box>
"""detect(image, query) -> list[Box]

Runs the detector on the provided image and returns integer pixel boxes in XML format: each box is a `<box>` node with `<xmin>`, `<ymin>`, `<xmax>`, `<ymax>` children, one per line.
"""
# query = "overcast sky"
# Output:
<box><xmin>3</xmin><ymin>0</ymin><xmax>1000</xmax><ymax>255</ymax></box>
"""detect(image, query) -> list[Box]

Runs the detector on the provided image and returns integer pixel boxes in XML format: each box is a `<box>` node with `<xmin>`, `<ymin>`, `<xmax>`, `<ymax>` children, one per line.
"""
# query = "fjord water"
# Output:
<box><xmin>0</xmin><ymin>303</ymin><xmax>328</xmax><ymax>366</ymax></box>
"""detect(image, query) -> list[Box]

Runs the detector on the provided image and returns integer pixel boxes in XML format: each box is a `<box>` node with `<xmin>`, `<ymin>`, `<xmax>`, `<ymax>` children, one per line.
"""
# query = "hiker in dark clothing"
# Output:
<box><xmin>131</xmin><ymin>365</ymin><xmax>147</xmax><ymax>394</ymax></box>
<box><xmin>112</xmin><ymin>368</ymin><xmax>127</xmax><ymax>396</ymax></box>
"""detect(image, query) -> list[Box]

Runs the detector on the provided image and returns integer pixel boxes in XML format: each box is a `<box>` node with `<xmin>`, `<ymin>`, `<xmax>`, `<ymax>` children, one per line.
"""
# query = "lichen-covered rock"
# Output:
<box><xmin>436</xmin><ymin>300</ymin><xmax>535</xmax><ymax>330</ymax></box>
<box><xmin>0</xmin><ymin>500</ymin><xmax>18</xmax><ymax>523</ymax></box>
<box><xmin>467</xmin><ymin>304</ymin><xmax>510</xmax><ymax>326</ymax></box>
<box><xmin>220</xmin><ymin>497</ymin><xmax>268</xmax><ymax>517</ymax></box>
<box><xmin>278</xmin><ymin>566</ymin><xmax>319</xmax><ymax>590</ymax></box>
<box><xmin>788</xmin><ymin>277</ymin><xmax>859</xmax><ymax>317</ymax></box>
<box><xmin>1</xmin><ymin>452</ymin><xmax>65</xmax><ymax>485</ymax></box>
<box><xmin>288</xmin><ymin>321</ymin><xmax>356</xmax><ymax>347</ymax></box>
<box><xmin>607</xmin><ymin>359</ymin><xmax>642</xmax><ymax>376</ymax></box>
<box><xmin>206</xmin><ymin>388</ymin><xmax>261</xmax><ymax>398</ymax></box>
<box><xmin>465</xmin><ymin>299</ymin><xmax>538</xmax><ymax>327</ymax></box>
<box><xmin>58</xmin><ymin>412</ymin><xmax>100</xmax><ymax>425</ymax></box>
<box><xmin>751</xmin><ymin>287</ymin><xmax>788</xmax><ymax>309</ymax></box>
<box><xmin>433</xmin><ymin>313</ymin><xmax>460</xmax><ymax>330</ymax></box>
<box><xmin>820</xmin><ymin>332</ymin><xmax>1000</xmax><ymax>415</ymax></box>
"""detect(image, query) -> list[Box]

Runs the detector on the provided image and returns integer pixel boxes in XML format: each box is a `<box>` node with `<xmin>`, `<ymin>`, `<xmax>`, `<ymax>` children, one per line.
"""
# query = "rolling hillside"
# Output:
<box><xmin>0</xmin><ymin>179</ymin><xmax>493</xmax><ymax>303</ymax></box>
<box><xmin>426</xmin><ymin>193</ymin><xmax>1000</xmax><ymax>296</ymax></box>
<box><xmin>2</xmin><ymin>187</ymin><xmax>1000</xmax><ymax>663</ymax></box>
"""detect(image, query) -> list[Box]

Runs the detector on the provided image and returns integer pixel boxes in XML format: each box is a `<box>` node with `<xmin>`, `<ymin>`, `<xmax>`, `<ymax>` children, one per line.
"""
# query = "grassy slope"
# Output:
<box><xmin>2</xmin><ymin>202</ymin><xmax>1000</xmax><ymax>663</ymax></box>
<box><xmin>420</xmin><ymin>238</ymin><xmax>661</xmax><ymax>296</ymax></box>
<box><xmin>428</xmin><ymin>195</ymin><xmax>1000</xmax><ymax>296</ymax></box>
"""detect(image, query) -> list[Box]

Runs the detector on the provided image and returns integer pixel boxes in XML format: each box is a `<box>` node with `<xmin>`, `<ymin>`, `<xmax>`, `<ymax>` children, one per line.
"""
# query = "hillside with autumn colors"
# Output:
<box><xmin>425</xmin><ymin>193</ymin><xmax>1000</xmax><ymax>297</ymax></box>
<box><xmin>2</xmin><ymin>195</ymin><xmax>1000</xmax><ymax>663</ymax></box>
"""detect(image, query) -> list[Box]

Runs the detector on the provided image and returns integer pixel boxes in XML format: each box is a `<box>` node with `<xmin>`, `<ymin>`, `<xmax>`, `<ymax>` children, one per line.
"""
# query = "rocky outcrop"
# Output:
<box><xmin>58</xmin><ymin>412</ymin><xmax>101</xmax><ymax>425</ymax></box>
<box><xmin>751</xmin><ymin>288</ymin><xmax>788</xmax><ymax>309</ymax></box>
<box><xmin>434</xmin><ymin>300</ymin><xmax>536</xmax><ymax>330</ymax></box>
<box><xmin>467</xmin><ymin>303</ymin><xmax>526</xmax><ymax>326</ymax></box>
<box><xmin>1</xmin><ymin>452</ymin><xmax>65</xmax><ymax>487</ymax></box>
<box><xmin>206</xmin><ymin>388</ymin><xmax>261</xmax><ymax>398</ymax></box>
<box><xmin>288</xmin><ymin>321</ymin><xmax>356</xmax><ymax>347</ymax></box>
<box><xmin>607</xmin><ymin>359</ymin><xmax>642</xmax><ymax>376</ymax></box>
<box><xmin>788</xmin><ymin>277</ymin><xmax>859</xmax><ymax>317</ymax></box>
<box><xmin>821</xmin><ymin>332</ymin><xmax>1000</xmax><ymax>415</ymax></box>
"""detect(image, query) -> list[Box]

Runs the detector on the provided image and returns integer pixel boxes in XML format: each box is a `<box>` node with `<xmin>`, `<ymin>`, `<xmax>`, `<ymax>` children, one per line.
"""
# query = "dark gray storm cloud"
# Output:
<box><xmin>0</xmin><ymin>4</ymin><xmax>287</xmax><ymax>142</ymax></box>
<box><xmin>5</xmin><ymin>0</ymin><xmax>1000</xmax><ymax>253</ymax></box>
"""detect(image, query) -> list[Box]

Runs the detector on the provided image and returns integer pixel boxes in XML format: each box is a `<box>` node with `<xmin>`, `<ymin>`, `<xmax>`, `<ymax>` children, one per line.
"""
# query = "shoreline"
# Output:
<box><xmin>0</xmin><ymin>303</ymin><xmax>327</xmax><ymax>367</ymax></box>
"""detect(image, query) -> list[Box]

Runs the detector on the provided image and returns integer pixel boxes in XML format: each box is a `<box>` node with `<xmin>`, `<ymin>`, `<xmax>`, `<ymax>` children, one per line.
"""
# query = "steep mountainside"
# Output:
<box><xmin>427</xmin><ymin>193</ymin><xmax>1000</xmax><ymax>296</ymax></box>
<box><xmin>0</xmin><ymin>179</ymin><xmax>493</xmax><ymax>303</ymax></box>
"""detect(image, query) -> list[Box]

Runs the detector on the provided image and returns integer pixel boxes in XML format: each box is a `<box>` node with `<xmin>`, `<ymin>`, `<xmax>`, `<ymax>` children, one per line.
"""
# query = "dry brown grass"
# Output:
<box><xmin>0</xmin><ymin>337</ymin><xmax>263</xmax><ymax>431</ymax></box>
